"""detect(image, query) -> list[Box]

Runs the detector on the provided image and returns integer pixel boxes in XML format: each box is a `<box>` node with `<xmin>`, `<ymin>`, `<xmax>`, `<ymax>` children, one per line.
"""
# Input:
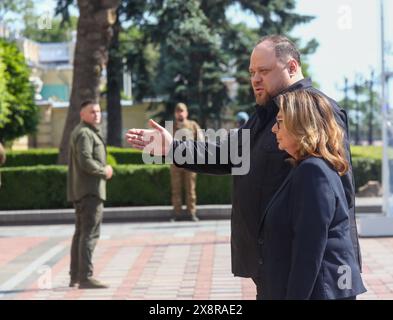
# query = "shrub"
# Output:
<box><xmin>107</xmin><ymin>147</ymin><xmax>144</xmax><ymax>164</ymax></box>
<box><xmin>106</xmin><ymin>153</ymin><xmax>117</xmax><ymax>166</ymax></box>
<box><xmin>351</xmin><ymin>158</ymin><xmax>381</xmax><ymax>189</ymax></box>
<box><xmin>350</xmin><ymin>146</ymin><xmax>382</xmax><ymax>189</ymax></box>
<box><xmin>0</xmin><ymin>164</ymin><xmax>232</xmax><ymax>209</ymax></box>
<box><xmin>0</xmin><ymin>156</ymin><xmax>384</xmax><ymax>211</ymax></box>
<box><xmin>3</xmin><ymin>148</ymin><xmax>140</xmax><ymax>167</ymax></box>
<box><xmin>4</xmin><ymin>149</ymin><xmax>117</xmax><ymax>167</ymax></box>
<box><xmin>3</xmin><ymin>149</ymin><xmax>59</xmax><ymax>167</ymax></box>
<box><xmin>0</xmin><ymin>165</ymin><xmax>69</xmax><ymax>209</ymax></box>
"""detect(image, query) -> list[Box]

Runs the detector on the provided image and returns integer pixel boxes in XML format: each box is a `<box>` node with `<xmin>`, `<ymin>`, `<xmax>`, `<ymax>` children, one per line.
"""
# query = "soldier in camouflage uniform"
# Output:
<box><xmin>171</xmin><ymin>103</ymin><xmax>203</xmax><ymax>221</ymax></box>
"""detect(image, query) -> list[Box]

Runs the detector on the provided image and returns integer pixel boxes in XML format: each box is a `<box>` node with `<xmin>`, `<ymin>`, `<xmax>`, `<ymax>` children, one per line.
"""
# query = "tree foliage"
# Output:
<box><xmin>339</xmin><ymin>78</ymin><xmax>381</xmax><ymax>145</ymax></box>
<box><xmin>0</xmin><ymin>39</ymin><xmax>38</xmax><ymax>143</ymax></box>
<box><xmin>55</xmin><ymin>0</ymin><xmax>318</xmax><ymax>130</ymax></box>
<box><xmin>0</xmin><ymin>0</ymin><xmax>33</xmax><ymax>22</ymax></box>
<box><xmin>57</xmin><ymin>0</ymin><xmax>120</xmax><ymax>164</ymax></box>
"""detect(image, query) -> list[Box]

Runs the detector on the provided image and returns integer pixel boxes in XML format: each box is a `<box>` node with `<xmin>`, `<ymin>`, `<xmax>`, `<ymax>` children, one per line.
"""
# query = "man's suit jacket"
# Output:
<box><xmin>257</xmin><ymin>157</ymin><xmax>366</xmax><ymax>299</ymax></box>
<box><xmin>172</xmin><ymin>78</ymin><xmax>361</xmax><ymax>278</ymax></box>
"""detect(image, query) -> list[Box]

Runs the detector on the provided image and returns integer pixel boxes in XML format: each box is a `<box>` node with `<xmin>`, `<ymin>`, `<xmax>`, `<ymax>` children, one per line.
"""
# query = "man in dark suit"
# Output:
<box><xmin>125</xmin><ymin>35</ymin><xmax>361</xmax><ymax>299</ymax></box>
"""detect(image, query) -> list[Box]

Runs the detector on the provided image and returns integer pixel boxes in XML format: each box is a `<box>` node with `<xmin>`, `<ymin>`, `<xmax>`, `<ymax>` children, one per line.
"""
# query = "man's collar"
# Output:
<box><xmin>81</xmin><ymin>121</ymin><xmax>100</xmax><ymax>132</ymax></box>
<box><xmin>254</xmin><ymin>78</ymin><xmax>313</xmax><ymax>109</ymax></box>
<box><xmin>277</xmin><ymin>77</ymin><xmax>312</xmax><ymax>95</ymax></box>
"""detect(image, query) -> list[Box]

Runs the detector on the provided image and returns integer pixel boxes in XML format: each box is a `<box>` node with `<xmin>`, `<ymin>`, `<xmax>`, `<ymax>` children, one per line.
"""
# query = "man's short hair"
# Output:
<box><xmin>258</xmin><ymin>35</ymin><xmax>301</xmax><ymax>66</ymax></box>
<box><xmin>80</xmin><ymin>100</ymin><xmax>97</xmax><ymax>110</ymax></box>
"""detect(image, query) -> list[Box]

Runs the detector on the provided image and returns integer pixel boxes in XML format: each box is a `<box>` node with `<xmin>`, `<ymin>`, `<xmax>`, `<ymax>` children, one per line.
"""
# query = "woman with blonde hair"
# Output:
<box><xmin>257</xmin><ymin>89</ymin><xmax>366</xmax><ymax>300</ymax></box>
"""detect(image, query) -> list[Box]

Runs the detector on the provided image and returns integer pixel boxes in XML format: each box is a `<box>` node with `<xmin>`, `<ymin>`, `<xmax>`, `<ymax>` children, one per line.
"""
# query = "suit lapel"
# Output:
<box><xmin>259</xmin><ymin>167</ymin><xmax>296</xmax><ymax>228</ymax></box>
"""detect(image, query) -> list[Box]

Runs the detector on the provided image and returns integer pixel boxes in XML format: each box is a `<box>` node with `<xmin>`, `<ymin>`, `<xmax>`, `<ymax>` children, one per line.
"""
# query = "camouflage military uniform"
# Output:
<box><xmin>171</xmin><ymin>119</ymin><xmax>201</xmax><ymax>220</ymax></box>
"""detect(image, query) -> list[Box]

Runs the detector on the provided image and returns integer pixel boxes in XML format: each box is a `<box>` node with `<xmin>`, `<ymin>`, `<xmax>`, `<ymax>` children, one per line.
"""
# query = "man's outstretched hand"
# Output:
<box><xmin>125</xmin><ymin>119</ymin><xmax>173</xmax><ymax>156</ymax></box>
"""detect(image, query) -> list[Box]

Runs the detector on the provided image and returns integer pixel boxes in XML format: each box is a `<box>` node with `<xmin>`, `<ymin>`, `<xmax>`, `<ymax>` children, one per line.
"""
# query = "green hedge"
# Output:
<box><xmin>351</xmin><ymin>158</ymin><xmax>381</xmax><ymax>189</ymax></box>
<box><xmin>351</xmin><ymin>146</ymin><xmax>382</xmax><ymax>188</ymax></box>
<box><xmin>4</xmin><ymin>145</ymin><xmax>383</xmax><ymax>165</ymax></box>
<box><xmin>2</xmin><ymin>147</ymin><xmax>142</xmax><ymax>167</ymax></box>
<box><xmin>0</xmin><ymin>165</ymin><xmax>232</xmax><ymax>209</ymax></box>
<box><xmin>0</xmin><ymin>165</ymin><xmax>69</xmax><ymax>209</ymax></box>
<box><xmin>106</xmin><ymin>147</ymin><xmax>144</xmax><ymax>164</ymax></box>
<box><xmin>3</xmin><ymin>149</ymin><xmax>59</xmax><ymax>167</ymax></box>
<box><xmin>0</xmin><ymin>145</ymin><xmax>384</xmax><ymax>210</ymax></box>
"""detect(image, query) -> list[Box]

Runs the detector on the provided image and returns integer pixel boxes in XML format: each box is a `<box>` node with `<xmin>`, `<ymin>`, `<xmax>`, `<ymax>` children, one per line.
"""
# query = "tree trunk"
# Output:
<box><xmin>57</xmin><ymin>0</ymin><xmax>120</xmax><ymax>164</ymax></box>
<box><xmin>189</xmin><ymin>52</ymin><xmax>206</xmax><ymax>128</ymax></box>
<box><xmin>106</xmin><ymin>14</ymin><xmax>122</xmax><ymax>147</ymax></box>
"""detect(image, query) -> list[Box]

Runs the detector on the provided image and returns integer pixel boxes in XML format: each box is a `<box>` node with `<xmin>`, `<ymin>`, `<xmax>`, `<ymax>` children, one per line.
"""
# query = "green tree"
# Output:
<box><xmin>340</xmin><ymin>79</ymin><xmax>381</xmax><ymax>146</ymax></box>
<box><xmin>56</xmin><ymin>0</ymin><xmax>151</xmax><ymax>146</ymax></box>
<box><xmin>122</xmin><ymin>26</ymin><xmax>159</xmax><ymax>103</ymax></box>
<box><xmin>105</xmin><ymin>1</ymin><xmax>160</xmax><ymax>146</ymax></box>
<box><xmin>56</xmin><ymin>0</ymin><xmax>318</xmax><ymax>139</ymax></box>
<box><xmin>226</xmin><ymin>0</ymin><xmax>317</xmax><ymax>112</ymax></box>
<box><xmin>221</xmin><ymin>22</ymin><xmax>259</xmax><ymax>113</ymax></box>
<box><xmin>56</xmin><ymin>0</ymin><xmax>120</xmax><ymax>164</ymax></box>
<box><xmin>147</xmin><ymin>0</ymin><xmax>317</xmax><ymax>126</ymax></box>
<box><xmin>0</xmin><ymin>47</ymin><xmax>11</xmax><ymax>129</ymax></box>
<box><xmin>0</xmin><ymin>0</ymin><xmax>33</xmax><ymax>22</ymax></box>
<box><xmin>0</xmin><ymin>39</ymin><xmax>38</xmax><ymax>143</ymax></box>
<box><xmin>152</xmin><ymin>0</ymin><xmax>230</xmax><ymax>128</ymax></box>
<box><xmin>106</xmin><ymin>10</ymin><xmax>123</xmax><ymax>146</ymax></box>
<box><xmin>1</xmin><ymin>0</ymin><xmax>77</xmax><ymax>43</ymax></box>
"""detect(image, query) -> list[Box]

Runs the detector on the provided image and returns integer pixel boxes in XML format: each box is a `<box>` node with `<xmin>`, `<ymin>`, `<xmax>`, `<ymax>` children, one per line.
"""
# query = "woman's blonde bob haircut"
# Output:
<box><xmin>276</xmin><ymin>90</ymin><xmax>349</xmax><ymax>176</ymax></box>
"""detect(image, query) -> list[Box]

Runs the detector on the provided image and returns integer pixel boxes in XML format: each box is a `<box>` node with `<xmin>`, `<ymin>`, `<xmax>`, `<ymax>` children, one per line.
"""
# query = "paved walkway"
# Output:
<box><xmin>0</xmin><ymin>197</ymin><xmax>383</xmax><ymax>224</ymax></box>
<box><xmin>0</xmin><ymin>220</ymin><xmax>392</xmax><ymax>300</ymax></box>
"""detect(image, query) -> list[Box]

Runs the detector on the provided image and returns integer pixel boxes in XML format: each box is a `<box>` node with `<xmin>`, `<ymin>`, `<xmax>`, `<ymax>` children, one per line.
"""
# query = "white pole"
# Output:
<box><xmin>381</xmin><ymin>0</ymin><xmax>389</xmax><ymax>216</ymax></box>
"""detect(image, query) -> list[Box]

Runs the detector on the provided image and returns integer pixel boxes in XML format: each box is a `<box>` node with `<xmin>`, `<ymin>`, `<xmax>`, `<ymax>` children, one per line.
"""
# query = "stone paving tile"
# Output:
<box><xmin>1</xmin><ymin>221</ymin><xmax>393</xmax><ymax>300</ymax></box>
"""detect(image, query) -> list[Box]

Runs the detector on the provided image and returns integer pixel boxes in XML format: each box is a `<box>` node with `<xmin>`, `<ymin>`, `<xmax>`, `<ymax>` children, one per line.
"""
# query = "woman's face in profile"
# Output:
<box><xmin>271</xmin><ymin>110</ymin><xmax>299</xmax><ymax>159</ymax></box>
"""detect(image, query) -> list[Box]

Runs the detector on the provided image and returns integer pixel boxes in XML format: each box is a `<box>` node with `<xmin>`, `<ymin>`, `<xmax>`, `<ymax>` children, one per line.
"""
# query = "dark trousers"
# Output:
<box><xmin>70</xmin><ymin>195</ymin><xmax>103</xmax><ymax>281</ymax></box>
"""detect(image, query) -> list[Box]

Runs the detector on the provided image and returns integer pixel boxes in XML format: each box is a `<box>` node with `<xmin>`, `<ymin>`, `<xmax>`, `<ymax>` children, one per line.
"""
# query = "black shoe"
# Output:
<box><xmin>79</xmin><ymin>278</ymin><xmax>108</xmax><ymax>289</ymax></box>
<box><xmin>69</xmin><ymin>279</ymin><xmax>79</xmax><ymax>288</ymax></box>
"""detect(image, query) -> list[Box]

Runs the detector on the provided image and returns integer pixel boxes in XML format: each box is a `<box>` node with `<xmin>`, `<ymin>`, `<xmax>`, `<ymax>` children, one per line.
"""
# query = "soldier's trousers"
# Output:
<box><xmin>170</xmin><ymin>165</ymin><xmax>197</xmax><ymax>215</ymax></box>
<box><xmin>70</xmin><ymin>195</ymin><xmax>103</xmax><ymax>281</ymax></box>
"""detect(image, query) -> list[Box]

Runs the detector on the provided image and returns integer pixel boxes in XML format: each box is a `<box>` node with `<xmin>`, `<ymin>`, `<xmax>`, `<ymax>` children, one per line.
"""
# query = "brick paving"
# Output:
<box><xmin>0</xmin><ymin>220</ymin><xmax>392</xmax><ymax>300</ymax></box>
